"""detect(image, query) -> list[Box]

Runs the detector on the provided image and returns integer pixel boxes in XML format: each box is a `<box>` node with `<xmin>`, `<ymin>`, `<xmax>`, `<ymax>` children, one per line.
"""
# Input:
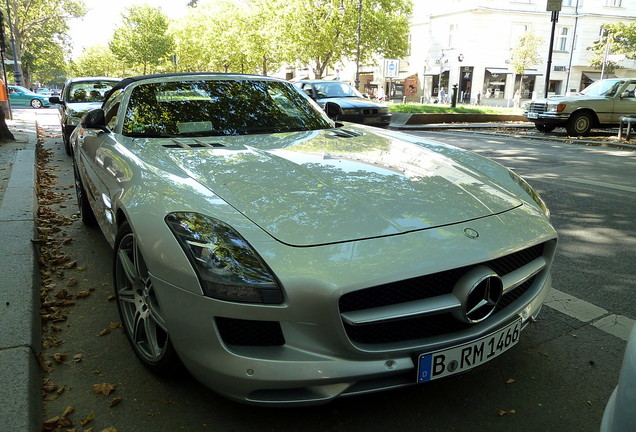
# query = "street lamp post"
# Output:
<box><xmin>354</xmin><ymin>0</ymin><xmax>362</xmax><ymax>91</ymax></box>
<box><xmin>4</xmin><ymin>0</ymin><xmax>21</xmax><ymax>86</ymax></box>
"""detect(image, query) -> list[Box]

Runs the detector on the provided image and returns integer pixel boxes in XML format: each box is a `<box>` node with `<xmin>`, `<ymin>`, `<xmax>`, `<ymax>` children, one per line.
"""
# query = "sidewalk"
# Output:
<box><xmin>0</xmin><ymin>110</ymin><xmax>41</xmax><ymax>432</ymax></box>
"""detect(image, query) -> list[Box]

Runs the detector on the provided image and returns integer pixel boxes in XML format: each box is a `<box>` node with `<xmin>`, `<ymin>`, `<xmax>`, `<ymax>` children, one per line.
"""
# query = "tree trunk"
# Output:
<box><xmin>0</xmin><ymin>108</ymin><xmax>16</xmax><ymax>143</ymax></box>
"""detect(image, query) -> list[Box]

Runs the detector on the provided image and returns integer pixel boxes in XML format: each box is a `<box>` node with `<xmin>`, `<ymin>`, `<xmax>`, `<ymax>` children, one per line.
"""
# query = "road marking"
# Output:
<box><xmin>564</xmin><ymin>177</ymin><xmax>636</xmax><ymax>194</ymax></box>
<box><xmin>545</xmin><ymin>288</ymin><xmax>634</xmax><ymax>341</ymax></box>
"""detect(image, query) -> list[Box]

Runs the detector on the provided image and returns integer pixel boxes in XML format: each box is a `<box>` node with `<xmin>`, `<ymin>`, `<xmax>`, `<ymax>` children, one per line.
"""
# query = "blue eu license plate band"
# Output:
<box><xmin>417</xmin><ymin>318</ymin><xmax>522</xmax><ymax>383</ymax></box>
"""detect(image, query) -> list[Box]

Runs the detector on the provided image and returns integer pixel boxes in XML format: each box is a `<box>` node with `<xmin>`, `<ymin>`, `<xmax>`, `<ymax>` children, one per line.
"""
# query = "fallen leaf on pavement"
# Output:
<box><xmin>93</xmin><ymin>383</ymin><xmax>116</xmax><ymax>396</ymax></box>
<box><xmin>498</xmin><ymin>409</ymin><xmax>516</xmax><ymax>416</ymax></box>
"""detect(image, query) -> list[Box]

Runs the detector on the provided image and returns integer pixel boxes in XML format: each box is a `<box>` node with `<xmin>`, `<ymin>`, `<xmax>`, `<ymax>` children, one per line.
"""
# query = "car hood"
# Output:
<box><xmin>152</xmin><ymin>129</ymin><xmax>522</xmax><ymax>246</ymax></box>
<box><xmin>315</xmin><ymin>97</ymin><xmax>387</xmax><ymax>110</ymax></box>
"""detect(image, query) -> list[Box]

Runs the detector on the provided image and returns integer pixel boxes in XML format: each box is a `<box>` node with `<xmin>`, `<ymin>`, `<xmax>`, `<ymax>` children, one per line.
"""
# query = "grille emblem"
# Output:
<box><xmin>452</xmin><ymin>266</ymin><xmax>503</xmax><ymax>324</ymax></box>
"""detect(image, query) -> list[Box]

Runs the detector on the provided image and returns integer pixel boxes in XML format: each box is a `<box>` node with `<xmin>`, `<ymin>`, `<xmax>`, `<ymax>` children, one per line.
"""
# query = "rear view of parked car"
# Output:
<box><xmin>294</xmin><ymin>80</ymin><xmax>392</xmax><ymax>128</ymax></box>
<box><xmin>49</xmin><ymin>77</ymin><xmax>121</xmax><ymax>155</ymax></box>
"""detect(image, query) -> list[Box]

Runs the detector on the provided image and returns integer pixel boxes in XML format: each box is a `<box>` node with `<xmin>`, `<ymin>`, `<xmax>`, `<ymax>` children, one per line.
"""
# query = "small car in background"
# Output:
<box><xmin>36</xmin><ymin>88</ymin><xmax>53</xmax><ymax>97</ymax></box>
<box><xmin>49</xmin><ymin>76</ymin><xmax>121</xmax><ymax>155</ymax></box>
<box><xmin>294</xmin><ymin>80</ymin><xmax>392</xmax><ymax>128</ymax></box>
<box><xmin>8</xmin><ymin>85</ymin><xmax>51</xmax><ymax>109</ymax></box>
<box><xmin>70</xmin><ymin>72</ymin><xmax>557</xmax><ymax>405</ymax></box>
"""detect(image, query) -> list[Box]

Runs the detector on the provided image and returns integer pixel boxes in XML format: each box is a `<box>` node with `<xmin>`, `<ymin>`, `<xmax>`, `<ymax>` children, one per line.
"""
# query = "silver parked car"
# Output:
<box><xmin>71</xmin><ymin>73</ymin><xmax>557</xmax><ymax>405</ymax></box>
<box><xmin>601</xmin><ymin>324</ymin><xmax>636</xmax><ymax>432</ymax></box>
<box><xmin>49</xmin><ymin>76</ymin><xmax>121</xmax><ymax>155</ymax></box>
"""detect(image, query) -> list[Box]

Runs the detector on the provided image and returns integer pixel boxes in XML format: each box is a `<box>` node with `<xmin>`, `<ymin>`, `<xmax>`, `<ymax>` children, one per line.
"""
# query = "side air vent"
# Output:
<box><xmin>162</xmin><ymin>139</ymin><xmax>225</xmax><ymax>149</ymax></box>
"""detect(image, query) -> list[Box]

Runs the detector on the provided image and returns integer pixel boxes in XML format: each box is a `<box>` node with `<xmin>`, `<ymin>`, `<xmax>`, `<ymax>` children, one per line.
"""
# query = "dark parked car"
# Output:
<box><xmin>294</xmin><ymin>80</ymin><xmax>392</xmax><ymax>127</ymax></box>
<box><xmin>49</xmin><ymin>77</ymin><xmax>121</xmax><ymax>155</ymax></box>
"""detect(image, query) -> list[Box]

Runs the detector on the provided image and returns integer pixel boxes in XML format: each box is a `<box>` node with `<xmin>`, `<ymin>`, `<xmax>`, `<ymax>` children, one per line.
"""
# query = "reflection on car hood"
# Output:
<box><xmin>316</xmin><ymin>97</ymin><xmax>387</xmax><ymax>110</ymax></box>
<box><xmin>153</xmin><ymin>129</ymin><xmax>522</xmax><ymax>247</ymax></box>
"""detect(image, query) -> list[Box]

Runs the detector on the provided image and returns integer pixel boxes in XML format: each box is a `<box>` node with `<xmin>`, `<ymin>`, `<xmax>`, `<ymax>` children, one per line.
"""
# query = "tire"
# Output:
<box><xmin>566</xmin><ymin>111</ymin><xmax>593</xmax><ymax>137</ymax></box>
<box><xmin>535</xmin><ymin>123</ymin><xmax>556</xmax><ymax>133</ymax></box>
<box><xmin>63</xmin><ymin>132</ymin><xmax>72</xmax><ymax>156</ymax></box>
<box><xmin>30</xmin><ymin>99</ymin><xmax>43</xmax><ymax>108</ymax></box>
<box><xmin>73</xmin><ymin>164</ymin><xmax>97</xmax><ymax>227</ymax></box>
<box><xmin>114</xmin><ymin>221</ymin><xmax>180</xmax><ymax>375</ymax></box>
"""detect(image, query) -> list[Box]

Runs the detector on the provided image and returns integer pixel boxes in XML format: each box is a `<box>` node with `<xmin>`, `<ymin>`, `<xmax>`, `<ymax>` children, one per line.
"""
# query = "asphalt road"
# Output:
<box><xmin>35</xmin><ymin>112</ymin><xmax>633</xmax><ymax>432</ymax></box>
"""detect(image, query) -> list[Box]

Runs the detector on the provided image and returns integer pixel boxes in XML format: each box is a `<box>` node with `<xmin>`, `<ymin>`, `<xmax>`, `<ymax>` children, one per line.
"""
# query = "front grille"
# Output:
<box><xmin>216</xmin><ymin>317</ymin><xmax>285</xmax><ymax>346</ymax></box>
<box><xmin>339</xmin><ymin>243</ymin><xmax>545</xmax><ymax>345</ymax></box>
<box><xmin>528</xmin><ymin>102</ymin><xmax>546</xmax><ymax>114</ymax></box>
<box><xmin>361</xmin><ymin>108</ymin><xmax>379</xmax><ymax>115</ymax></box>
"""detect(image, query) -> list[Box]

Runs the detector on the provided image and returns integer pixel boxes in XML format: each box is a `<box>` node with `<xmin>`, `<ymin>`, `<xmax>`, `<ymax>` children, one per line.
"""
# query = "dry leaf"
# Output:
<box><xmin>107</xmin><ymin>295</ymin><xmax>116</xmax><ymax>301</ymax></box>
<box><xmin>76</xmin><ymin>290</ymin><xmax>92</xmax><ymax>298</ymax></box>
<box><xmin>100</xmin><ymin>428</ymin><xmax>118</xmax><ymax>432</ymax></box>
<box><xmin>62</xmin><ymin>405</ymin><xmax>75</xmax><ymax>417</ymax></box>
<box><xmin>67</xmin><ymin>278</ymin><xmax>78</xmax><ymax>287</ymax></box>
<box><xmin>93</xmin><ymin>383</ymin><xmax>116</xmax><ymax>396</ymax></box>
<box><xmin>80</xmin><ymin>411</ymin><xmax>95</xmax><ymax>426</ymax></box>
<box><xmin>98</xmin><ymin>328</ymin><xmax>111</xmax><ymax>336</ymax></box>
<box><xmin>497</xmin><ymin>409</ymin><xmax>516</xmax><ymax>416</ymax></box>
<box><xmin>73</xmin><ymin>354</ymin><xmax>83</xmax><ymax>363</ymax></box>
<box><xmin>506</xmin><ymin>378</ymin><xmax>517</xmax><ymax>384</ymax></box>
<box><xmin>109</xmin><ymin>397</ymin><xmax>123</xmax><ymax>407</ymax></box>
<box><xmin>109</xmin><ymin>322</ymin><xmax>122</xmax><ymax>329</ymax></box>
<box><xmin>65</xmin><ymin>260</ymin><xmax>77</xmax><ymax>269</ymax></box>
<box><xmin>77</xmin><ymin>266</ymin><xmax>87</xmax><ymax>271</ymax></box>
<box><xmin>53</xmin><ymin>353</ymin><xmax>67</xmax><ymax>363</ymax></box>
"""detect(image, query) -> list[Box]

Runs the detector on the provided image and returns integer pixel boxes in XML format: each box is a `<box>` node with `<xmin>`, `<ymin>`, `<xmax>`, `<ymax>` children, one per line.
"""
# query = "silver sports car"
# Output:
<box><xmin>71</xmin><ymin>73</ymin><xmax>557</xmax><ymax>406</ymax></box>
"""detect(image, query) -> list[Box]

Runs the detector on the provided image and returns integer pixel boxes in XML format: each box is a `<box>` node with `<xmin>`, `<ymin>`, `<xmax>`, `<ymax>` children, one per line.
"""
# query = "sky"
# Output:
<box><xmin>67</xmin><ymin>0</ymin><xmax>192</xmax><ymax>59</ymax></box>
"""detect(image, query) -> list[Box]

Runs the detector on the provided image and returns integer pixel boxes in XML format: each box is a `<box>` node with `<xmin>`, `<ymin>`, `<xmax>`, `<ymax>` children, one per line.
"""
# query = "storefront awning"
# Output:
<box><xmin>582</xmin><ymin>72</ymin><xmax>616</xmax><ymax>81</ymax></box>
<box><xmin>486</xmin><ymin>68</ymin><xmax>512</xmax><ymax>74</ymax></box>
<box><xmin>522</xmin><ymin>70</ymin><xmax>543</xmax><ymax>76</ymax></box>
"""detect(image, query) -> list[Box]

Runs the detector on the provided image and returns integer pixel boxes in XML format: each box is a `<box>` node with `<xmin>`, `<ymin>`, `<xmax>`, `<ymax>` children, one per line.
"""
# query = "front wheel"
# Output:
<box><xmin>30</xmin><ymin>99</ymin><xmax>43</xmax><ymax>108</ymax></box>
<box><xmin>566</xmin><ymin>112</ymin><xmax>593</xmax><ymax>136</ymax></box>
<box><xmin>114</xmin><ymin>222</ymin><xmax>181</xmax><ymax>375</ymax></box>
<box><xmin>534</xmin><ymin>123</ymin><xmax>556</xmax><ymax>133</ymax></box>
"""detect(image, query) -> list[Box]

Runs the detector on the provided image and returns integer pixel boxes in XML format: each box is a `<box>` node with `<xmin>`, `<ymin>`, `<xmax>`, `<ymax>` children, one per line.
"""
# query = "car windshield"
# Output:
<box><xmin>579</xmin><ymin>79</ymin><xmax>624</xmax><ymax>97</ymax></box>
<box><xmin>122</xmin><ymin>79</ymin><xmax>334</xmax><ymax>137</ymax></box>
<box><xmin>68</xmin><ymin>81</ymin><xmax>118</xmax><ymax>103</ymax></box>
<box><xmin>313</xmin><ymin>82</ymin><xmax>363</xmax><ymax>98</ymax></box>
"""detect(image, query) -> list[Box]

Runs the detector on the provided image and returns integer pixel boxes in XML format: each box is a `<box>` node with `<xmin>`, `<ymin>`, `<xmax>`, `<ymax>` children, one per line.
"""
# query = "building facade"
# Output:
<box><xmin>398</xmin><ymin>0</ymin><xmax>636</xmax><ymax>106</ymax></box>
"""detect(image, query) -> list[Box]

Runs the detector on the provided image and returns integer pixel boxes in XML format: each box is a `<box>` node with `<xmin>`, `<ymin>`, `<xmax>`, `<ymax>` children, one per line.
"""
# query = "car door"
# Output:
<box><xmin>612</xmin><ymin>80</ymin><xmax>636</xmax><ymax>123</ymax></box>
<box><xmin>74</xmin><ymin>91</ymin><xmax>129</xmax><ymax>243</ymax></box>
<box><xmin>8</xmin><ymin>87</ymin><xmax>26</xmax><ymax>106</ymax></box>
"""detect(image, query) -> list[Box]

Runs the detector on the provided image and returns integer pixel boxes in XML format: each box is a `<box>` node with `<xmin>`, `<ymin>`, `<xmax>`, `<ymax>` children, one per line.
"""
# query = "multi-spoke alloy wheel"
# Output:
<box><xmin>114</xmin><ymin>222</ymin><xmax>178</xmax><ymax>374</ymax></box>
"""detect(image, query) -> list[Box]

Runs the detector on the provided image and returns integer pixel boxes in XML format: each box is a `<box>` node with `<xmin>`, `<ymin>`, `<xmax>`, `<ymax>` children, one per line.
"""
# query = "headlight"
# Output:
<box><xmin>165</xmin><ymin>212</ymin><xmax>283</xmax><ymax>304</ymax></box>
<box><xmin>546</xmin><ymin>103</ymin><xmax>566</xmax><ymax>113</ymax></box>
<box><xmin>341</xmin><ymin>108</ymin><xmax>358</xmax><ymax>115</ymax></box>
<box><xmin>378</xmin><ymin>107</ymin><xmax>390</xmax><ymax>114</ymax></box>
<box><xmin>509</xmin><ymin>172</ymin><xmax>550</xmax><ymax>218</ymax></box>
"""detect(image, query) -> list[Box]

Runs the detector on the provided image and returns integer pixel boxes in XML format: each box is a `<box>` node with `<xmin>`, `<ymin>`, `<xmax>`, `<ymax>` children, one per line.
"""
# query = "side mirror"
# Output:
<box><xmin>48</xmin><ymin>96</ymin><xmax>62</xmax><ymax>105</ymax></box>
<box><xmin>620</xmin><ymin>90</ymin><xmax>634</xmax><ymax>99</ymax></box>
<box><xmin>324</xmin><ymin>101</ymin><xmax>343</xmax><ymax>120</ymax></box>
<box><xmin>303</xmin><ymin>88</ymin><xmax>315</xmax><ymax>99</ymax></box>
<box><xmin>81</xmin><ymin>109</ymin><xmax>108</xmax><ymax>132</ymax></box>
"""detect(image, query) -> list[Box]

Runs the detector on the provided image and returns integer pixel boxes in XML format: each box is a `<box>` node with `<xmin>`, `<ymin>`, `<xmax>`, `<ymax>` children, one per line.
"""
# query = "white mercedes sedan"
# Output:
<box><xmin>71</xmin><ymin>73</ymin><xmax>557</xmax><ymax>406</ymax></box>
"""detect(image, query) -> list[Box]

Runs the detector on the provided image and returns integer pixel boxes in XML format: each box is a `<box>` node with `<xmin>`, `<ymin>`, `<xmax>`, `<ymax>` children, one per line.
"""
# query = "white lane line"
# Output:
<box><xmin>544</xmin><ymin>288</ymin><xmax>634</xmax><ymax>341</ymax></box>
<box><xmin>563</xmin><ymin>177</ymin><xmax>636</xmax><ymax>194</ymax></box>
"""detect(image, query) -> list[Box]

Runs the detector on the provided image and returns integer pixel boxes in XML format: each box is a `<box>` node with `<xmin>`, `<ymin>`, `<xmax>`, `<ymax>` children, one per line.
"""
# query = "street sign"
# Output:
<box><xmin>384</xmin><ymin>59</ymin><xmax>399</xmax><ymax>78</ymax></box>
<box><xmin>546</xmin><ymin>0</ymin><xmax>562</xmax><ymax>11</ymax></box>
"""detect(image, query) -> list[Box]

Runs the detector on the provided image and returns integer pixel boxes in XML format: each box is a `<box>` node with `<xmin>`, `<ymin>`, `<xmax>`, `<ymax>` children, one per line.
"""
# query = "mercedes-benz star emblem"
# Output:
<box><xmin>452</xmin><ymin>265</ymin><xmax>503</xmax><ymax>324</ymax></box>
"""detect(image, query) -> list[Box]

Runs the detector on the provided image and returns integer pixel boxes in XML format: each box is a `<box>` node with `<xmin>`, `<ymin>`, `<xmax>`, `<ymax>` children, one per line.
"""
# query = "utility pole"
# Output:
<box><xmin>544</xmin><ymin>0</ymin><xmax>562</xmax><ymax>98</ymax></box>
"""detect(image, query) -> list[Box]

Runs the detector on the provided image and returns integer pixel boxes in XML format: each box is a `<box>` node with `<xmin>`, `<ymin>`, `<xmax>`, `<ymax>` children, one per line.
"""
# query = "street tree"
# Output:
<box><xmin>0</xmin><ymin>0</ymin><xmax>86</xmax><ymax>87</ymax></box>
<box><xmin>109</xmin><ymin>5</ymin><xmax>175</xmax><ymax>75</ymax></box>
<box><xmin>509</xmin><ymin>30</ymin><xmax>543</xmax><ymax>102</ymax></box>
<box><xmin>71</xmin><ymin>45</ymin><xmax>125</xmax><ymax>77</ymax></box>
<box><xmin>588</xmin><ymin>22</ymin><xmax>636</xmax><ymax>73</ymax></box>
<box><xmin>287</xmin><ymin>0</ymin><xmax>412</xmax><ymax>79</ymax></box>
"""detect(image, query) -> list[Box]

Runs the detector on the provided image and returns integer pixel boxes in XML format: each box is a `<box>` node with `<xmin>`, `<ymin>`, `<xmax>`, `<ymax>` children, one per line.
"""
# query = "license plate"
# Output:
<box><xmin>417</xmin><ymin>319</ymin><xmax>521</xmax><ymax>383</ymax></box>
<box><xmin>527</xmin><ymin>112</ymin><xmax>538</xmax><ymax>119</ymax></box>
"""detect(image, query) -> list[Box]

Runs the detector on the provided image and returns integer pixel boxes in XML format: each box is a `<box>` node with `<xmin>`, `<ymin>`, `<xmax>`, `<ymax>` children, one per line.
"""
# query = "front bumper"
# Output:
<box><xmin>341</xmin><ymin>113</ymin><xmax>392</xmax><ymax>127</ymax></box>
<box><xmin>149</xmin><ymin>207</ymin><xmax>557</xmax><ymax>406</ymax></box>
<box><xmin>525</xmin><ymin>112</ymin><xmax>570</xmax><ymax>125</ymax></box>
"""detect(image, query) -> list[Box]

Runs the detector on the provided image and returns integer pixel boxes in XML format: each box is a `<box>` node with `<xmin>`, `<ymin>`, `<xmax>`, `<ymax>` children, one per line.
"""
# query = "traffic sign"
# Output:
<box><xmin>384</xmin><ymin>59</ymin><xmax>399</xmax><ymax>78</ymax></box>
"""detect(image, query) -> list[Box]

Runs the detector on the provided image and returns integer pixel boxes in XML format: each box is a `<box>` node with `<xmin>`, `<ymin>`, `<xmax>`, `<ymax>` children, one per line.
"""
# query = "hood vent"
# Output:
<box><xmin>163</xmin><ymin>139</ymin><xmax>225</xmax><ymax>149</ymax></box>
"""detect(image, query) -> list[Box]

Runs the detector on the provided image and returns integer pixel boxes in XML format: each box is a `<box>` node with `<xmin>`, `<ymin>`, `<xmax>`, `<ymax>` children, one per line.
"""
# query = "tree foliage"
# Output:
<box><xmin>588</xmin><ymin>22</ymin><xmax>636</xmax><ymax>72</ymax></box>
<box><xmin>70</xmin><ymin>45</ymin><xmax>124</xmax><ymax>77</ymax></box>
<box><xmin>0</xmin><ymin>0</ymin><xmax>86</xmax><ymax>87</ymax></box>
<box><xmin>109</xmin><ymin>5</ymin><xmax>175</xmax><ymax>75</ymax></box>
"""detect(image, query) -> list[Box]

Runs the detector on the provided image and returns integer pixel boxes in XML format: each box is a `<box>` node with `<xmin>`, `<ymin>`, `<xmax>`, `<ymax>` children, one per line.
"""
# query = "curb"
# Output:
<box><xmin>0</xmin><ymin>115</ymin><xmax>41</xmax><ymax>432</ymax></box>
